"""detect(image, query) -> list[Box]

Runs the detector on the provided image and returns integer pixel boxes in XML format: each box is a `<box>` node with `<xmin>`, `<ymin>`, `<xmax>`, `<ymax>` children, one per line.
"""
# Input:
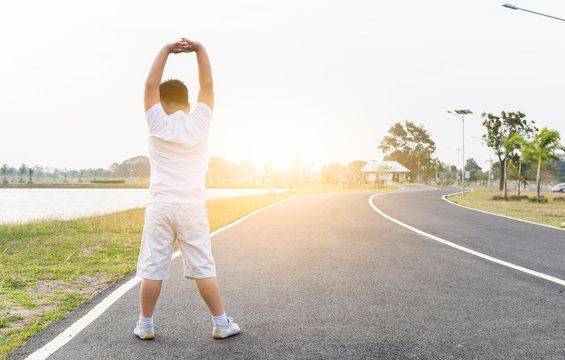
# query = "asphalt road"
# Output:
<box><xmin>11</xmin><ymin>186</ymin><xmax>565</xmax><ymax>359</ymax></box>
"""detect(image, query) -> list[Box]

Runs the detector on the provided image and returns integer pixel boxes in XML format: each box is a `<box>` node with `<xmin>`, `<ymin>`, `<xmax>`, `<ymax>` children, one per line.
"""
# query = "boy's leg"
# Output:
<box><xmin>175</xmin><ymin>204</ymin><xmax>223</xmax><ymax>316</ymax></box>
<box><xmin>176</xmin><ymin>204</ymin><xmax>240</xmax><ymax>338</ymax></box>
<box><xmin>195</xmin><ymin>277</ymin><xmax>224</xmax><ymax>316</ymax></box>
<box><xmin>140</xmin><ymin>278</ymin><xmax>163</xmax><ymax>318</ymax></box>
<box><xmin>134</xmin><ymin>203</ymin><xmax>176</xmax><ymax>339</ymax></box>
<box><xmin>195</xmin><ymin>276</ymin><xmax>240</xmax><ymax>338</ymax></box>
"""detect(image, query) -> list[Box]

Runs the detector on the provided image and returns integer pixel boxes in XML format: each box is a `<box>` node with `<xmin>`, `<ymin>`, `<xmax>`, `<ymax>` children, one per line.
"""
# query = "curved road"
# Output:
<box><xmin>11</xmin><ymin>186</ymin><xmax>565</xmax><ymax>359</ymax></box>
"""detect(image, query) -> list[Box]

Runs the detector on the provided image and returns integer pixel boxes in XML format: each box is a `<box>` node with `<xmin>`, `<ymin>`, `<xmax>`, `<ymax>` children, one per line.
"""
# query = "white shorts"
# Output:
<box><xmin>136</xmin><ymin>202</ymin><xmax>216</xmax><ymax>280</ymax></box>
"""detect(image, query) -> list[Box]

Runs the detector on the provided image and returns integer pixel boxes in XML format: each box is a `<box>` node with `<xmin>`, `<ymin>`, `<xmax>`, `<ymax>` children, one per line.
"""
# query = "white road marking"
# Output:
<box><xmin>442</xmin><ymin>191</ymin><xmax>565</xmax><ymax>233</ymax></box>
<box><xmin>25</xmin><ymin>197</ymin><xmax>296</xmax><ymax>360</ymax></box>
<box><xmin>369</xmin><ymin>192</ymin><xmax>565</xmax><ymax>287</ymax></box>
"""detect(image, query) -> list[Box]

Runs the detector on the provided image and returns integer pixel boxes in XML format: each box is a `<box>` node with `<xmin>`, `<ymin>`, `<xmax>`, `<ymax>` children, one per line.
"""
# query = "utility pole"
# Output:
<box><xmin>448</xmin><ymin>110</ymin><xmax>472</xmax><ymax>196</ymax></box>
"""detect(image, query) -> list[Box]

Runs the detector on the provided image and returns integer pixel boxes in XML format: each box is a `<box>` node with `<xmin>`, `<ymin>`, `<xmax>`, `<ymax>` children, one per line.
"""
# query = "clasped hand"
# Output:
<box><xmin>168</xmin><ymin>38</ymin><xmax>201</xmax><ymax>54</ymax></box>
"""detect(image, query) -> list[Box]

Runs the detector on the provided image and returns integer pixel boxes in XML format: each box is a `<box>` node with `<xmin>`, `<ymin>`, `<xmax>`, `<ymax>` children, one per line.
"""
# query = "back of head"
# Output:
<box><xmin>159</xmin><ymin>79</ymin><xmax>189</xmax><ymax>108</ymax></box>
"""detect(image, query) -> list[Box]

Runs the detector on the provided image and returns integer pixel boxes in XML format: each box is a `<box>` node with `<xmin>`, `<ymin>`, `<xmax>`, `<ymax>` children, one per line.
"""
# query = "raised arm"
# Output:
<box><xmin>181</xmin><ymin>38</ymin><xmax>214</xmax><ymax>110</ymax></box>
<box><xmin>144</xmin><ymin>39</ymin><xmax>214</xmax><ymax>112</ymax></box>
<box><xmin>144</xmin><ymin>42</ymin><xmax>184</xmax><ymax>112</ymax></box>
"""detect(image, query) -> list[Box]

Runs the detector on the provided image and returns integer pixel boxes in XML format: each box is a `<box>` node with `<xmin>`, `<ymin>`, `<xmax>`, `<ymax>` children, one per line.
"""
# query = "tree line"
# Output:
<box><xmin>482</xmin><ymin>111</ymin><xmax>564</xmax><ymax>199</ymax></box>
<box><xmin>0</xmin><ymin>154</ymin><xmax>376</xmax><ymax>189</ymax></box>
<box><xmin>3</xmin><ymin>117</ymin><xmax>563</xmax><ymax>192</ymax></box>
<box><xmin>0</xmin><ymin>156</ymin><xmax>151</xmax><ymax>184</ymax></box>
<box><xmin>208</xmin><ymin>157</ymin><xmax>370</xmax><ymax>188</ymax></box>
<box><xmin>377</xmin><ymin>113</ymin><xmax>564</xmax><ymax>198</ymax></box>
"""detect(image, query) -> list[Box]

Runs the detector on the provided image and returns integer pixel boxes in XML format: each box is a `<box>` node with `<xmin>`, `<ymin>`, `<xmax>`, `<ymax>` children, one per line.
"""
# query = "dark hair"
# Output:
<box><xmin>159</xmin><ymin>79</ymin><xmax>188</xmax><ymax>105</ymax></box>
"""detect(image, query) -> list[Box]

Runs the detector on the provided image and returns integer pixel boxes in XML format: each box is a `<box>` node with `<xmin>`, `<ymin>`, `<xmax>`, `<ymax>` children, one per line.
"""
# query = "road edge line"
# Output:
<box><xmin>25</xmin><ymin>196</ymin><xmax>297</xmax><ymax>360</ymax></box>
<box><xmin>442</xmin><ymin>191</ymin><xmax>565</xmax><ymax>233</ymax></box>
<box><xmin>368</xmin><ymin>193</ymin><xmax>565</xmax><ymax>287</ymax></box>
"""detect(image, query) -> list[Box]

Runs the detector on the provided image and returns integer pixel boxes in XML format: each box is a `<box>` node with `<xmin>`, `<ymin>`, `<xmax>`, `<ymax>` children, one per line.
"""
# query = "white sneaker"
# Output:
<box><xmin>212</xmin><ymin>317</ymin><xmax>240</xmax><ymax>339</ymax></box>
<box><xmin>134</xmin><ymin>322</ymin><xmax>155</xmax><ymax>340</ymax></box>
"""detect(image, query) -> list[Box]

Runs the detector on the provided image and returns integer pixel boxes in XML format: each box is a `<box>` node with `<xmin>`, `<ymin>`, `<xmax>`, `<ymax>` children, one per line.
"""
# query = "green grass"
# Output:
<box><xmin>0</xmin><ymin>183</ymin><xmax>396</xmax><ymax>358</ymax></box>
<box><xmin>0</xmin><ymin>317</ymin><xmax>23</xmax><ymax>329</ymax></box>
<box><xmin>448</xmin><ymin>187</ymin><xmax>565</xmax><ymax>228</ymax></box>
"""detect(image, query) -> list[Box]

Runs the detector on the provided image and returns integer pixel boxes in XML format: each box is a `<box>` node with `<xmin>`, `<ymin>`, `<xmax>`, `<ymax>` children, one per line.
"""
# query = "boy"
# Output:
<box><xmin>134</xmin><ymin>38</ymin><xmax>240</xmax><ymax>340</ymax></box>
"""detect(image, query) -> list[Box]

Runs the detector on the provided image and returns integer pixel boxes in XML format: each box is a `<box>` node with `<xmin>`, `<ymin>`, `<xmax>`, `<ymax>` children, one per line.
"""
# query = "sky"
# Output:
<box><xmin>1</xmin><ymin>0</ymin><xmax>564</xmax><ymax>172</ymax></box>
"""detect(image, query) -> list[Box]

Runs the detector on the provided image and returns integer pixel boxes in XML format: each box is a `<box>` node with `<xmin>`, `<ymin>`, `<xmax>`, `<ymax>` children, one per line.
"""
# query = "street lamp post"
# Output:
<box><xmin>448</xmin><ymin>110</ymin><xmax>472</xmax><ymax>197</ymax></box>
<box><xmin>503</xmin><ymin>3</ymin><xmax>565</xmax><ymax>22</ymax></box>
<box><xmin>455</xmin><ymin>148</ymin><xmax>461</xmax><ymax>187</ymax></box>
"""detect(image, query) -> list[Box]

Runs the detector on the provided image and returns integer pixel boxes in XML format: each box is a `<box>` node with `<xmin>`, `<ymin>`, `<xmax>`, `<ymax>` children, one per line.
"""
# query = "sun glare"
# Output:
<box><xmin>256</xmin><ymin>134</ymin><xmax>298</xmax><ymax>170</ymax></box>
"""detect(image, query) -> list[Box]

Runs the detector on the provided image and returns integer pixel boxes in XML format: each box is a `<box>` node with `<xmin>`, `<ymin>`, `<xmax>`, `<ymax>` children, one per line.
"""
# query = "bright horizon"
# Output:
<box><xmin>1</xmin><ymin>0</ymin><xmax>564</xmax><ymax>172</ymax></box>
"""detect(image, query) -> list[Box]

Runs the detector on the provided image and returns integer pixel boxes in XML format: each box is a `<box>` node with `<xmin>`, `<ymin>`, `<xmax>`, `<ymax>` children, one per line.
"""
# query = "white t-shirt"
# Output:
<box><xmin>145</xmin><ymin>102</ymin><xmax>212</xmax><ymax>204</ymax></box>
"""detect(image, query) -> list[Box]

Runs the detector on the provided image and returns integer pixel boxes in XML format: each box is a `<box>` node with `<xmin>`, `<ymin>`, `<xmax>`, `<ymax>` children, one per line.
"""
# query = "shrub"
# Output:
<box><xmin>508</xmin><ymin>195</ymin><xmax>530</xmax><ymax>201</ymax></box>
<box><xmin>553</xmin><ymin>197</ymin><xmax>565</xmax><ymax>202</ymax></box>
<box><xmin>91</xmin><ymin>179</ymin><xmax>126</xmax><ymax>184</ymax></box>
<box><xmin>437</xmin><ymin>178</ymin><xmax>455</xmax><ymax>186</ymax></box>
<box><xmin>528</xmin><ymin>197</ymin><xmax>548</xmax><ymax>203</ymax></box>
<box><xmin>492</xmin><ymin>195</ymin><xmax>504</xmax><ymax>201</ymax></box>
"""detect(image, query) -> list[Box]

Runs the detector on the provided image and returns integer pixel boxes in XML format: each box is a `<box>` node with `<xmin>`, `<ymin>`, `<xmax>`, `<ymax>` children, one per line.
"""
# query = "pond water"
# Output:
<box><xmin>0</xmin><ymin>188</ymin><xmax>285</xmax><ymax>224</ymax></box>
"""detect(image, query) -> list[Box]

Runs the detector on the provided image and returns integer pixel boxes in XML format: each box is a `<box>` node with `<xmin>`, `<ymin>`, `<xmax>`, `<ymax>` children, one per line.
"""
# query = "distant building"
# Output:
<box><xmin>361</xmin><ymin>160</ymin><xmax>410</xmax><ymax>185</ymax></box>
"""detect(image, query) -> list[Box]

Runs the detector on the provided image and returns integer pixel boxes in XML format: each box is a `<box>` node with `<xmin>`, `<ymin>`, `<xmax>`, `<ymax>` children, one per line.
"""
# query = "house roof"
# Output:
<box><xmin>361</xmin><ymin>160</ymin><xmax>410</xmax><ymax>173</ymax></box>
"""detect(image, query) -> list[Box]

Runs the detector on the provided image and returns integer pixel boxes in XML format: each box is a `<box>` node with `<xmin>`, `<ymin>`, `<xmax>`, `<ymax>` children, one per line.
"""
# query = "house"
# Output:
<box><xmin>361</xmin><ymin>160</ymin><xmax>410</xmax><ymax>185</ymax></box>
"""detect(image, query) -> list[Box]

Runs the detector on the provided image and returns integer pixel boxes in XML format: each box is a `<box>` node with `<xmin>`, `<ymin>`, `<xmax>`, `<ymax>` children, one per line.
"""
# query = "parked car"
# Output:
<box><xmin>551</xmin><ymin>183</ymin><xmax>565</xmax><ymax>192</ymax></box>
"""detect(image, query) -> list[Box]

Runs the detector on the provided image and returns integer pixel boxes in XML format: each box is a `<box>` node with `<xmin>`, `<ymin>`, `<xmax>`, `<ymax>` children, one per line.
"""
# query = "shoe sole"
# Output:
<box><xmin>135</xmin><ymin>333</ymin><xmax>155</xmax><ymax>340</ymax></box>
<box><xmin>213</xmin><ymin>331</ymin><xmax>240</xmax><ymax>339</ymax></box>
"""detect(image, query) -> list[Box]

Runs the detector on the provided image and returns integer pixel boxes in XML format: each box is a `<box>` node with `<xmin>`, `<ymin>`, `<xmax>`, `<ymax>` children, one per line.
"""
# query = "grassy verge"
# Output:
<box><xmin>0</xmin><ymin>184</ymin><xmax>396</xmax><ymax>358</ymax></box>
<box><xmin>448</xmin><ymin>187</ymin><xmax>565</xmax><ymax>228</ymax></box>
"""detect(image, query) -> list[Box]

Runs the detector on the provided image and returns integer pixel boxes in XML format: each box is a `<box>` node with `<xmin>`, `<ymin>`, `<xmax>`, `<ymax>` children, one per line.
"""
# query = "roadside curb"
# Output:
<box><xmin>442</xmin><ymin>191</ymin><xmax>565</xmax><ymax>233</ymax></box>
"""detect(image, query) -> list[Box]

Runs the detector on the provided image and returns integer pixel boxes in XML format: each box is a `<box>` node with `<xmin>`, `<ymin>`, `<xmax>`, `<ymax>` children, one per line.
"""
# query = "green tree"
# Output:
<box><xmin>79</xmin><ymin>169</ymin><xmax>86</xmax><ymax>183</ymax></box>
<box><xmin>431</xmin><ymin>159</ymin><xmax>446</xmax><ymax>184</ymax></box>
<box><xmin>1</xmin><ymin>163</ymin><xmax>8</xmax><ymax>183</ymax></box>
<box><xmin>502</xmin><ymin>134</ymin><xmax>526</xmax><ymax>199</ymax></box>
<box><xmin>465</xmin><ymin>158</ymin><xmax>482</xmax><ymax>171</ymax></box>
<box><xmin>35</xmin><ymin>166</ymin><xmax>44</xmax><ymax>180</ymax></box>
<box><xmin>347</xmin><ymin>160</ymin><xmax>367</xmax><ymax>186</ymax></box>
<box><xmin>414</xmin><ymin>148</ymin><xmax>439</xmax><ymax>183</ymax></box>
<box><xmin>28</xmin><ymin>167</ymin><xmax>34</xmax><ymax>183</ymax></box>
<box><xmin>481</xmin><ymin>111</ymin><xmax>537</xmax><ymax>191</ymax></box>
<box><xmin>379</xmin><ymin>121</ymin><xmax>436</xmax><ymax>183</ymax></box>
<box><xmin>524</xmin><ymin>128</ymin><xmax>564</xmax><ymax>199</ymax></box>
<box><xmin>18</xmin><ymin>164</ymin><xmax>27</xmax><ymax>183</ymax></box>
<box><xmin>469</xmin><ymin>168</ymin><xmax>485</xmax><ymax>185</ymax></box>
<box><xmin>507</xmin><ymin>134</ymin><xmax>535</xmax><ymax>197</ymax></box>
